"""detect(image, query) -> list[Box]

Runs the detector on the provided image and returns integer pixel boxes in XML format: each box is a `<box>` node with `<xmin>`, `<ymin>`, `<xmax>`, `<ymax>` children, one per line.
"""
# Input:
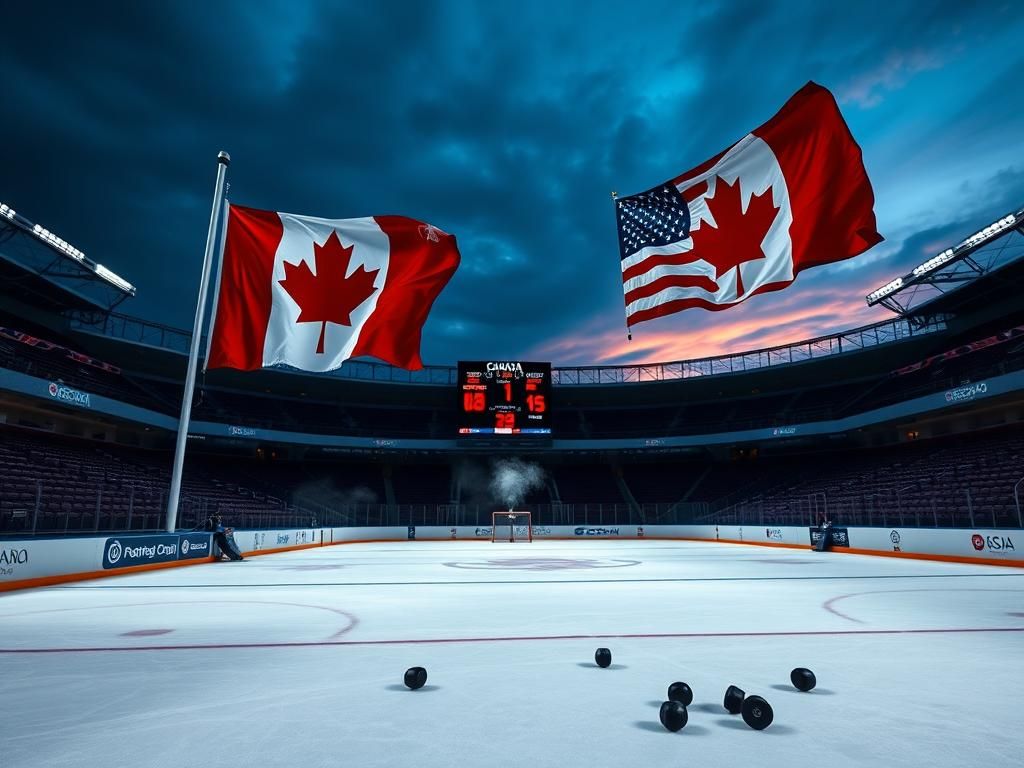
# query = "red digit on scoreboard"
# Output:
<box><xmin>502</xmin><ymin>382</ymin><xmax>512</xmax><ymax>402</ymax></box>
<box><xmin>526</xmin><ymin>394</ymin><xmax>546</xmax><ymax>413</ymax></box>
<box><xmin>495</xmin><ymin>412</ymin><xmax>515</xmax><ymax>429</ymax></box>
<box><xmin>463</xmin><ymin>392</ymin><xmax>485</xmax><ymax>412</ymax></box>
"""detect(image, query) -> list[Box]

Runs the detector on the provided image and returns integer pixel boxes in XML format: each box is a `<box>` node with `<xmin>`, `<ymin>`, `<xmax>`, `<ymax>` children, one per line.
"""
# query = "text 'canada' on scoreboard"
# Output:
<box><xmin>457</xmin><ymin>361</ymin><xmax>552</xmax><ymax>435</ymax></box>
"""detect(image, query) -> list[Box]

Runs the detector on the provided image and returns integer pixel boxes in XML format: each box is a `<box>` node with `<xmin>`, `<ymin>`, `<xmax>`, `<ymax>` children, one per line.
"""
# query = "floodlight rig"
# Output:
<box><xmin>0</xmin><ymin>200</ymin><xmax>136</xmax><ymax>297</ymax></box>
<box><xmin>865</xmin><ymin>206</ymin><xmax>1024</xmax><ymax>322</ymax></box>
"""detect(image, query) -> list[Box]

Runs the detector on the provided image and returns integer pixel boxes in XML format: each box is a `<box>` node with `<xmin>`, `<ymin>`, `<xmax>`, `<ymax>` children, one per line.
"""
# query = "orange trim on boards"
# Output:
<box><xmin>4</xmin><ymin>533</ymin><xmax>1023</xmax><ymax>594</ymax></box>
<box><xmin>841</xmin><ymin>545</ymin><xmax>1024</xmax><ymax>569</ymax></box>
<box><xmin>711</xmin><ymin>536</ymin><xmax>1024</xmax><ymax>569</ymax></box>
<box><xmin>0</xmin><ymin>540</ymin><xmax>325</xmax><ymax>593</ymax></box>
<box><xmin>0</xmin><ymin>556</ymin><xmax>216</xmax><ymax>593</ymax></box>
<box><xmin>0</xmin><ymin>538</ymin><xmax>408</xmax><ymax>592</ymax></box>
<box><xmin>713</xmin><ymin>538</ymin><xmax>804</xmax><ymax>549</ymax></box>
<box><xmin>240</xmin><ymin>542</ymin><xmax>322</xmax><ymax>557</ymax></box>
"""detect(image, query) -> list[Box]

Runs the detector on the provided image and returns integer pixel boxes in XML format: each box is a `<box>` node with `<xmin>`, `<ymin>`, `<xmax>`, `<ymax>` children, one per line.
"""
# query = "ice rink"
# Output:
<box><xmin>2</xmin><ymin>539</ymin><xmax>1023</xmax><ymax>767</ymax></box>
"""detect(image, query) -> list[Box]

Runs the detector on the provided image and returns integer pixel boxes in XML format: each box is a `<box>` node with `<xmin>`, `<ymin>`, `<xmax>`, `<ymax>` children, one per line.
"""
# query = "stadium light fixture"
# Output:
<box><xmin>2</xmin><ymin>198</ymin><xmax>136</xmax><ymax>296</ymax></box>
<box><xmin>94</xmin><ymin>264</ymin><xmax>136</xmax><ymax>295</ymax></box>
<box><xmin>909</xmin><ymin>214</ymin><xmax>1017</xmax><ymax>280</ymax></box>
<box><xmin>32</xmin><ymin>223</ymin><xmax>86</xmax><ymax>261</ymax></box>
<box><xmin>867</xmin><ymin>210</ymin><xmax>1021</xmax><ymax>306</ymax></box>
<box><xmin>865</xmin><ymin>277</ymin><xmax>902</xmax><ymax>304</ymax></box>
<box><xmin>912</xmin><ymin>249</ymin><xmax>956</xmax><ymax>277</ymax></box>
<box><xmin>959</xmin><ymin>214</ymin><xmax>1016</xmax><ymax>249</ymax></box>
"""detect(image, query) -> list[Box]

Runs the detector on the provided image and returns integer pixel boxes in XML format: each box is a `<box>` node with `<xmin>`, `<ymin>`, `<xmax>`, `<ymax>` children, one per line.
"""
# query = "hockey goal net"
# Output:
<box><xmin>491</xmin><ymin>511</ymin><xmax>533</xmax><ymax>542</ymax></box>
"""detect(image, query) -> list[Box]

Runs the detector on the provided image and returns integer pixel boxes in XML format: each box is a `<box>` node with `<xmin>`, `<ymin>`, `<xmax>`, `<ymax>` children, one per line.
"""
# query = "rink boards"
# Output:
<box><xmin>1</xmin><ymin>522</ymin><xmax>1021</xmax><ymax>591</ymax></box>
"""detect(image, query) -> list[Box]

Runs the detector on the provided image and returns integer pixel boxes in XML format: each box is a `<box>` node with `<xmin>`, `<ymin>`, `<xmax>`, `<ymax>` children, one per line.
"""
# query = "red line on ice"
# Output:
<box><xmin>3</xmin><ymin>626</ymin><xmax>1024</xmax><ymax>654</ymax></box>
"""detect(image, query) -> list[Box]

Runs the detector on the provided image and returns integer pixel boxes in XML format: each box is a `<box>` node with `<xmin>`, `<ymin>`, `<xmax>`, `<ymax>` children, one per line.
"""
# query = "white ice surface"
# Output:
<box><xmin>2</xmin><ymin>540</ymin><xmax>1023</xmax><ymax>767</ymax></box>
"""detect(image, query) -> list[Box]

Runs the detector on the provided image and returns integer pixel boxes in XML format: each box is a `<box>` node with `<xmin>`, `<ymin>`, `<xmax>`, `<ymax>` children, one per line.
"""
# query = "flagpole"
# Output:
<box><xmin>202</xmin><ymin>195</ymin><xmax>231</xmax><ymax>372</ymax></box>
<box><xmin>612</xmin><ymin>190</ymin><xmax>632</xmax><ymax>341</ymax></box>
<box><xmin>164</xmin><ymin>151</ymin><xmax>230</xmax><ymax>533</ymax></box>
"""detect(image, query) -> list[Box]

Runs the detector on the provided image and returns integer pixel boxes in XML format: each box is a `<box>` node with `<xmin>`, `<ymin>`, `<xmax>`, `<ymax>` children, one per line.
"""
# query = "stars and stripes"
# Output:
<box><xmin>615</xmin><ymin>177</ymin><xmax>707</xmax><ymax>329</ymax></box>
<box><xmin>613</xmin><ymin>82</ymin><xmax>882</xmax><ymax>331</ymax></box>
<box><xmin>615</xmin><ymin>184</ymin><xmax>691</xmax><ymax>260</ymax></box>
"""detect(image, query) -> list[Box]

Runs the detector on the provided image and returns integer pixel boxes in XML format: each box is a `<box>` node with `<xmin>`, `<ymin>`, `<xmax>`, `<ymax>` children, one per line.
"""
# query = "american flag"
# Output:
<box><xmin>615</xmin><ymin>184</ymin><xmax>691</xmax><ymax>258</ymax></box>
<box><xmin>612</xmin><ymin>83</ymin><xmax>883</xmax><ymax>332</ymax></box>
<box><xmin>615</xmin><ymin>180</ymin><xmax>705</xmax><ymax>329</ymax></box>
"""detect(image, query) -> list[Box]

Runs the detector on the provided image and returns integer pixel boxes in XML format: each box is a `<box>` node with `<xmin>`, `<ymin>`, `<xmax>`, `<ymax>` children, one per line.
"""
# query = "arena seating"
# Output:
<box><xmin>0</xmin><ymin>427</ymin><xmax>323</xmax><ymax>534</ymax></box>
<box><xmin>551</xmin><ymin>464</ymin><xmax>622</xmax><ymax>504</ymax></box>
<box><xmin>2</xmin><ymin>422</ymin><xmax>1021</xmax><ymax>533</ymax></box>
<box><xmin>0</xmin><ymin>327</ymin><xmax>166</xmax><ymax>411</ymax></box>
<box><xmin>391</xmin><ymin>463</ymin><xmax>452</xmax><ymax>504</ymax></box>
<box><xmin>621</xmin><ymin>462</ymin><xmax>697</xmax><ymax>503</ymax></box>
<box><xmin>708</xmin><ymin>429</ymin><xmax>1024</xmax><ymax>529</ymax></box>
<box><xmin>2</xmin><ymin>316</ymin><xmax>1022</xmax><ymax>535</ymax></box>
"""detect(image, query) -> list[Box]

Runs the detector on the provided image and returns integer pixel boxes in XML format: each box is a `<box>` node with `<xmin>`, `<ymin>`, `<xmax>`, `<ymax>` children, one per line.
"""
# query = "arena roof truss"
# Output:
<box><xmin>0</xmin><ymin>200</ymin><xmax>135</xmax><ymax>315</ymax></box>
<box><xmin>74</xmin><ymin>311</ymin><xmax>947</xmax><ymax>387</ymax></box>
<box><xmin>865</xmin><ymin>204</ymin><xmax>1024</xmax><ymax>325</ymax></box>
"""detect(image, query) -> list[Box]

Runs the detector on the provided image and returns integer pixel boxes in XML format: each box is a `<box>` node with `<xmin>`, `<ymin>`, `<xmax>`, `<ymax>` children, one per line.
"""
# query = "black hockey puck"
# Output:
<box><xmin>404</xmin><ymin>667</ymin><xmax>428</xmax><ymax>690</ymax></box>
<box><xmin>724</xmin><ymin>684</ymin><xmax>745</xmax><ymax>714</ymax></box>
<box><xmin>594</xmin><ymin>648</ymin><xmax>612</xmax><ymax>668</ymax></box>
<box><xmin>790</xmin><ymin>667</ymin><xmax>816</xmax><ymax>692</ymax></box>
<box><xmin>741</xmin><ymin>695</ymin><xmax>774</xmax><ymax>730</ymax></box>
<box><xmin>667</xmin><ymin>681</ymin><xmax>693</xmax><ymax>706</ymax></box>
<box><xmin>659</xmin><ymin>700</ymin><xmax>688</xmax><ymax>732</ymax></box>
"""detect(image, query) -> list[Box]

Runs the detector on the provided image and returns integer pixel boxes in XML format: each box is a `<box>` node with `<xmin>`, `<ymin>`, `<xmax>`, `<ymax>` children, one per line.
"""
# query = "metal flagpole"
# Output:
<box><xmin>611</xmin><ymin>190</ymin><xmax>632</xmax><ymax>341</ymax></box>
<box><xmin>202</xmin><ymin>195</ymin><xmax>231</xmax><ymax>372</ymax></box>
<box><xmin>164</xmin><ymin>151</ymin><xmax>231</xmax><ymax>533</ymax></box>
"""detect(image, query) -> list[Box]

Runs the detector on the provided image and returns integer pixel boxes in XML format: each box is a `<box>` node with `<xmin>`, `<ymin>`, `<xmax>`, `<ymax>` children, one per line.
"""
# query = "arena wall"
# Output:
<box><xmin>3</xmin><ymin>364</ymin><xmax>1022</xmax><ymax>451</ymax></box>
<box><xmin>0</xmin><ymin>532</ymin><xmax>215</xmax><ymax>590</ymax></box>
<box><xmin>2</xmin><ymin>523</ymin><xmax>1021</xmax><ymax>592</ymax></box>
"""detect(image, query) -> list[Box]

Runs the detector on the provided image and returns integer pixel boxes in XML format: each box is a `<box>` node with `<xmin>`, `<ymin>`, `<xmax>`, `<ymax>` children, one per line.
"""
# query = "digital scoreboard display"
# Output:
<box><xmin>457</xmin><ymin>361</ymin><xmax>552</xmax><ymax>435</ymax></box>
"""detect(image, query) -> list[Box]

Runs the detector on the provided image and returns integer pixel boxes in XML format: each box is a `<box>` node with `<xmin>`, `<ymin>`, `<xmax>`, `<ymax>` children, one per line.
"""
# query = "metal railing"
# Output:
<box><xmin>0</xmin><ymin>497</ymin><xmax>710</xmax><ymax>536</ymax></box>
<box><xmin>0</xmin><ymin>479</ymin><xmax>326</xmax><ymax>536</ymax></box>
<box><xmin>5</xmin><ymin>485</ymin><xmax>1019</xmax><ymax>536</ymax></box>
<box><xmin>702</xmin><ymin>482</ymin><xmax>1023</xmax><ymax>530</ymax></box>
<box><xmin>71</xmin><ymin>313</ymin><xmax>947</xmax><ymax>386</ymax></box>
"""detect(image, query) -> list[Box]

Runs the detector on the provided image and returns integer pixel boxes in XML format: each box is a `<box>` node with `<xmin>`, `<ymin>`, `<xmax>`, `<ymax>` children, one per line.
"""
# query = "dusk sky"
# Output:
<box><xmin>2</xmin><ymin>1</ymin><xmax>1022</xmax><ymax>367</ymax></box>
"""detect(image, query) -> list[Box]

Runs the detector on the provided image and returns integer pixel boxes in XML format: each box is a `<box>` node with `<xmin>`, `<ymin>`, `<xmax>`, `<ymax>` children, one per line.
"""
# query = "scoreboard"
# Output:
<box><xmin>457</xmin><ymin>361</ymin><xmax>552</xmax><ymax>435</ymax></box>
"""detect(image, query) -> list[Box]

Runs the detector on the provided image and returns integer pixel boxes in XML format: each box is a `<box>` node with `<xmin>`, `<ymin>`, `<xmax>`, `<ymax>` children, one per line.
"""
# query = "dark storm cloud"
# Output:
<box><xmin>1</xmin><ymin>1</ymin><xmax>1022</xmax><ymax>366</ymax></box>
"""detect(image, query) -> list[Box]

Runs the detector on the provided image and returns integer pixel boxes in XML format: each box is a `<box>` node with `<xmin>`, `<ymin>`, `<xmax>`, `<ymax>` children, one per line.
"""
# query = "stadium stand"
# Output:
<box><xmin>551</xmin><ymin>463</ymin><xmax>621</xmax><ymax>504</ymax></box>
<box><xmin>0</xmin><ymin>426</ymin><xmax>325</xmax><ymax>534</ymax></box>
<box><xmin>2</xmin><ymin>206</ymin><xmax>1023</xmax><ymax>536</ymax></box>
<box><xmin>4</xmin><ymin>418</ymin><xmax>1021</xmax><ymax>534</ymax></box>
<box><xmin>708</xmin><ymin>428</ymin><xmax>1024</xmax><ymax>528</ymax></box>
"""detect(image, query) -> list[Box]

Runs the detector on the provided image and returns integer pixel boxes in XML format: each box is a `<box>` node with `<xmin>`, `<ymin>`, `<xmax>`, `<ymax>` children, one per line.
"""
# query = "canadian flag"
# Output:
<box><xmin>615</xmin><ymin>82</ymin><xmax>883</xmax><ymax>327</ymax></box>
<box><xmin>207</xmin><ymin>206</ymin><xmax>460</xmax><ymax>372</ymax></box>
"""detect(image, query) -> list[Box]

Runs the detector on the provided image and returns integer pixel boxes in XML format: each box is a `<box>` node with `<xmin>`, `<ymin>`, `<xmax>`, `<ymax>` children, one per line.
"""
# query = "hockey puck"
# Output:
<box><xmin>403</xmin><ymin>667</ymin><xmax>428</xmax><ymax>690</ymax></box>
<box><xmin>659</xmin><ymin>700</ymin><xmax>688</xmax><ymax>732</ymax></box>
<box><xmin>741</xmin><ymin>695</ymin><xmax>774</xmax><ymax>730</ymax></box>
<box><xmin>790</xmin><ymin>667</ymin><xmax>816</xmax><ymax>692</ymax></box>
<box><xmin>594</xmin><ymin>648</ymin><xmax>612</xmax><ymax>668</ymax></box>
<box><xmin>723</xmin><ymin>684</ymin><xmax>745</xmax><ymax>714</ymax></box>
<box><xmin>667</xmin><ymin>681</ymin><xmax>693</xmax><ymax>706</ymax></box>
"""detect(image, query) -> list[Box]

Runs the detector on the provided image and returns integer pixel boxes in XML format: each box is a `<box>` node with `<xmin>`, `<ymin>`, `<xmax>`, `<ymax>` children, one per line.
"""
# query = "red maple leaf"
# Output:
<box><xmin>278</xmin><ymin>231</ymin><xmax>380</xmax><ymax>354</ymax></box>
<box><xmin>690</xmin><ymin>176</ymin><xmax>779</xmax><ymax>299</ymax></box>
